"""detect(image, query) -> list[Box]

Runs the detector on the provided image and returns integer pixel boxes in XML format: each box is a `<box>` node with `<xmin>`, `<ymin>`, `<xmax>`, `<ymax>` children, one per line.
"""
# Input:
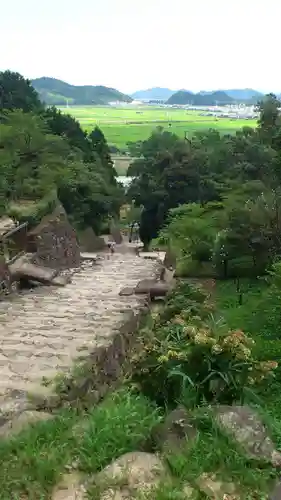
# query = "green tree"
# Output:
<box><xmin>213</xmin><ymin>189</ymin><xmax>281</xmax><ymax>277</ymax></box>
<box><xmin>43</xmin><ymin>106</ymin><xmax>91</xmax><ymax>158</ymax></box>
<box><xmin>0</xmin><ymin>111</ymin><xmax>70</xmax><ymax>199</ymax></box>
<box><xmin>0</xmin><ymin>71</ymin><xmax>42</xmax><ymax>113</ymax></box>
<box><xmin>127</xmin><ymin>128</ymin><xmax>221</xmax><ymax>247</ymax></box>
<box><xmin>257</xmin><ymin>93</ymin><xmax>281</xmax><ymax>145</ymax></box>
<box><xmin>0</xmin><ymin>110</ymin><xmax>124</xmax><ymax>232</ymax></box>
<box><xmin>88</xmin><ymin>126</ymin><xmax>117</xmax><ymax>180</ymax></box>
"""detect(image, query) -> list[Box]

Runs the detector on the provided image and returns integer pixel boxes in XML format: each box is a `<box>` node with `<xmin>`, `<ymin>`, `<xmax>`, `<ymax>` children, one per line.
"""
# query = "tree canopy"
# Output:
<box><xmin>0</xmin><ymin>71</ymin><xmax>124</xmax><ymax>233</ymax></box>
<box><xmin>127</xmin><ymin>96</ymin><xmax>281</xmax><ymax>276</ymax></box>
<box><xmin>0</xmin><ymin>71</ymin><xmax>43</xmax><ymax>113</ymax></box>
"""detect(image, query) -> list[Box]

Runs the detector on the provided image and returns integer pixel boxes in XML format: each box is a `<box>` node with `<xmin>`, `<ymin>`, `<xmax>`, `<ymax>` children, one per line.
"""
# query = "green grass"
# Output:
<box><xmin>0</xmin><ymin>389</ymin><xmax>160</xmax><ymax>499</ymax></box>
<box><xmin>59</xmin><ymin>105</ymin><xmax>257</xmax><ymax>150</ymax></box>
<box><xmin>1</xmin><ymin>280</ymin><xmax>280</xmax><ymax>499</ymax></box>
<box><xmin>215</xmin><ymin>278</ymin><xmax>281</xmax><ymax>419</ymax></box>
<box><xmin>0</xmin><ymin>387</ymin><xmax>277</xmax><ymax>499</ymax></box>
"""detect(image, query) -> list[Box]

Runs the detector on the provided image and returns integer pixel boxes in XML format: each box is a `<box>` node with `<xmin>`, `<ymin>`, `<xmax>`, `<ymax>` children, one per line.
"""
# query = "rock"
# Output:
<box><xmin>51</xmin><ymin>472</ymin><xmax>86</xmax><ymax>500</ymax></box>
<box><xmin>119</xmin><ymin>287</ymin><xmax>135</xmax><ymax>296</ymax></box>
<box><xmin>94</xmin><ymin>451</ymin><xmax>166</xmax><ymax>499</ymax></box>
<box><xmin>80</xmin><ymin>252</ymin><xmax>98</xmax><ymax>262</ymax></box>
<box><xmin>0</xmin><ymin>389</ymin><xmax>31</xmax><ymax>421</ymax></box>
<box><xmin>196</xmin><ymin>473</ymin><xmax>239</xmax><ymax>500</ymax></box>
<box><xmin>51</xmin><ymin>274</ymin><xmax>72</xmax><ymax>287</ymax></box>
<box><xmin>160</xmin><ymin>266</ymin><xmax>176</xmax><ymax>284</ymax></box>
<box><xmin>215</xmin><ymin>405</ymin><xmax>281</xmax><ymax>466</ymax></box>
<box><xmin>110</xmin><ymin>226</ymin><xmax>123</xmax><ymax>244</ymax></box>
<box><xmin>0</xmin><ymin>410</ymin><xmax>53</xmax><ymax>437</ymax></box>
<box><xmin>78</xmin><ymin>227</ymin><xmax>106</xmax><ymax>252</ymax></box>
<box><xmin>182</xmin><ymin>484</ymin><xmax>196</xmax><ymax>498</ymax></box>
<box><xmin>163</xmin><ymin>250</ymin><xmax>177</xmax><ymax>270</ymax></box>
<box><xmin>139</xmin><ymin>252</ymin><xmax>166</xmax><ymax>263</ymax></box>
<box><xmin>9</xmin><ymin>256</ymin><xmax>58</xmax><ymax>285</ymax></box>
<box><xmin>151</xmin><ymin>406</ymin><xmax>197</xmax><ymax>453</ymax></box>
<box><xmin>135</xmin><ymin>279</ymin><xmax>171</xmax><ymax>298</ymax></box>
<box><xmin>269</xmin><ymin>480</ymin><xmax>281</xmax><ymax>499</ymax></box>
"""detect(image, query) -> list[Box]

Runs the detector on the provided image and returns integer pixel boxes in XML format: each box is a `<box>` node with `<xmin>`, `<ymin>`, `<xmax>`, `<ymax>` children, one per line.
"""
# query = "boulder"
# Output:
<box><xmin>163</xmin><ymin>249</ymin><xmax>177</xmax><ymax>270</ymax></box>
<box><xmin>135</xmin><ymin>279</ymin><xmax>171</xmax><ymax>298</ymax></box>
<box><xmin>196</xmin><ymin>473</ymin><xmax>240</xmax><ymax>500</ymax></box>
<box><xmin>9</xmin><ymin>256</ymin><xmax>58</xmax><ymax>285</ymax></box>
<box><xmin>110</xmin><ymin>225</ymin><xmax>123</xmax><ymax>244</ymax></box>
<box><xmin>151</xmin><ymin>406</ymin><xmax>197</xmax><ymax>453</ymax></box>
<box><xmin>160</xmin><ymin>266</ymin><xmax>176</xmax><ymax>284</ymax></box>
<box><xmin>215</xmin><ymin>405</ymin><xmax>281</xmax><ymax>466</ymax></box>
<box><xmin>51</xmin><ymin>472</ymin><xmax>86</xmax><ymax>500</ymax></box>
<box><xmin>269</xmin><ymin>480</ymin><xmax>281</xmax><ymax>499</ymax></box>
<box><xmin>182</xmin><ymin>485</ymin><xmax>196</xmax><ymax>498</ymax></box>
<box><xmin>0</xmin><ymin>410</ymin><xmax>53</xmax><ymax>438</ymax></box>
<box><xmin>94</xmin><ymin>451</ymin><xmax>166</xmax><ymax>499</ymax></box>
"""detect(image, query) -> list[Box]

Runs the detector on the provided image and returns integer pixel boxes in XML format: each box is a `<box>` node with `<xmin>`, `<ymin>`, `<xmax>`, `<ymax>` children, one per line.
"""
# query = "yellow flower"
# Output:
<box><xmin>234</xmin><ymin>345</ymin><xmax>251</xmax><ymax>360</ymax></box>
<box><xmin>167</xmin><ymin>350</ymin><xmax>181</xmax><ymax>359</ymax></box>
<box><xmin>183</xmin><ymin>325</ymin><xmax>197</xmax><ymax>337</ymax></box>
<box><xmin>212</xmin><ymin>344</ymin><xmax>223</xmax><ymax>354</ymax></box>
<box><xmin>157</xmin><ymin>355</ymin><xmax>169</xmax><ymax>363</ymax></box>
<box><xmin>259</xmin><ymin>360</ymin><xmax>278</xmax><ymax>372</ymax></box>
<box><xmin>194</xmin><ymin>333</ymin><xmax>216</xmax><ymax>346</ymax></box>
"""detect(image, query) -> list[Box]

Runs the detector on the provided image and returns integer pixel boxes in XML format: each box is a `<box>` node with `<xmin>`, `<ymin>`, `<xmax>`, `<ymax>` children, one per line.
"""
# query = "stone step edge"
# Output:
<box><xmin>35</xmin><ymin>298</ymin><xmax>150</xmax><ymax>411</ymax></box>
<box><xmin>0</xmin><ymin>294</ymin><xmax>152</xmax><ymax>431</ymax></box>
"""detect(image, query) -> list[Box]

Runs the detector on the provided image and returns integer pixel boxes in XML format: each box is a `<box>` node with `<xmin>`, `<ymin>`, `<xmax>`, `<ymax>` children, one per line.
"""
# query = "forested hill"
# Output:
<box><xmin>32</xmin><ymin>77</ymin><xmax>133</xmax><ymax>105</ymax></box>
<box><xmin>167</xmin><ymin>90</ymin><xmax>234</xmax><ymax>106</ymax></box>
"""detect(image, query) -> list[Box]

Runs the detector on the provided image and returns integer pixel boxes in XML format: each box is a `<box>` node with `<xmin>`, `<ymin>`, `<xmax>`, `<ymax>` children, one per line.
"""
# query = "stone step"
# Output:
<box><xmin>0</xmin><ymin>253</ymin><xmax>160</xmax><ymax>415</ymax></box>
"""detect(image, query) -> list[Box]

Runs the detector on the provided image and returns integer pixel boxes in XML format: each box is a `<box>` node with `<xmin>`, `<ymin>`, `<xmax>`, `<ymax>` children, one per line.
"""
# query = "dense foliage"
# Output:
<box><xmin>128</xmin><ymin>94</ymin><xmax>281</xmax><ymax>276</ymax></box>
<box><xmin>132</xmin><ymin>282</ymin><xmax>277</xmax><ymax>407</ymax></box>
<box><xmin>0</xmin><ymin>70</ymin><xmax>123</xmax><ymax>233</ymax></box>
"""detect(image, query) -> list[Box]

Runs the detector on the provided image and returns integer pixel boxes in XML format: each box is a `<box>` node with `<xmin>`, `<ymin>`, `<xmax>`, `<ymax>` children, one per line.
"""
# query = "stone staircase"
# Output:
<box><xmin>0</xmin><ymin>250</ymin><xmax>161</xmax><ymax>415</ymax></box>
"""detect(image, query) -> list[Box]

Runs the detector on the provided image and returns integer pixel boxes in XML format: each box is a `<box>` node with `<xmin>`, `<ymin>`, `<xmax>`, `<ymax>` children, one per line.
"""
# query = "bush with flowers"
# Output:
<box><xmin>132</xmin><ymin>282</ymin><xmax>278</xmax><ymax>407</ymax></box>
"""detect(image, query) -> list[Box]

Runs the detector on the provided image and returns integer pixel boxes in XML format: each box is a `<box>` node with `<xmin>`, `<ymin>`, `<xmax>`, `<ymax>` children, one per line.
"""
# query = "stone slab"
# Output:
<box><xmin>138</xmin><ymin>252</ymin><xmax>166</xmax><ymax>264</ymax></box>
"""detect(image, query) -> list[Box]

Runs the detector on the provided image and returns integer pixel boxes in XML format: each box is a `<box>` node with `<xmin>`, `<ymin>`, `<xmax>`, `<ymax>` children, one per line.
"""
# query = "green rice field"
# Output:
<box><xmin>60</xmin><ymin>105</ymin><xmax>257</xmax><ymax>150</ymax></box>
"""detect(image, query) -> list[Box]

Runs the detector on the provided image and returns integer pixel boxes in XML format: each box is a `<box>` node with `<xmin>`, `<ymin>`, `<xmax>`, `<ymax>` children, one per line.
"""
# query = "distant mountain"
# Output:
<box><xmin>167</xmin><ymin>90</ymin><xmax>233</xmax><ymax>106</ymax></box>
<box><xmin>223</xmin><ymin>88</ymin><xmax>264</xmax><ymax>103</ymax></box>
<box><xmin>166</xmin><ymin>90</ymin><xmax>194</xmax><ymax>105</ymax></box>
<box><xmin>131</xmin><ymin>87</ymin><xmax>176</xmax><ymax>101</ymax></box>
<box><xmin>32</xmin><ymin>77</ymin><xmax>133</xmax><ymax>105</ymax></box>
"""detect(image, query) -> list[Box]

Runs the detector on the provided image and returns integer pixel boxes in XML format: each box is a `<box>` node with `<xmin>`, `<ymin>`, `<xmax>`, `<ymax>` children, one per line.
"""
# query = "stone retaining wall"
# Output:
<box><xmin>28</xmin><ymin>204</ymin><xmax>80</xmax><ymax>270</ymax></box>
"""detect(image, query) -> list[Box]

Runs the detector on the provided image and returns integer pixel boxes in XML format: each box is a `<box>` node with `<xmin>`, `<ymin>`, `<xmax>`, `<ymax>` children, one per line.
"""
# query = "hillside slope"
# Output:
<box><xmin>167</xmin><ymin>90</ymin><xmax>233</xmax><ymax>106</ymax></box>
<box><xmin>32</xmin><ymin>77</ymin><xmax>133</xmax><ymax>105</ymax></box>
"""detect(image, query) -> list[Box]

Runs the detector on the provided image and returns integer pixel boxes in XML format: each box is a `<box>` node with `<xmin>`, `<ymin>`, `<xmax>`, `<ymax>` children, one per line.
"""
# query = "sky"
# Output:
<box><xmin>1</xmin><ymin>0</ymin><xmax>281</xmax><ymax>94</ymax></box>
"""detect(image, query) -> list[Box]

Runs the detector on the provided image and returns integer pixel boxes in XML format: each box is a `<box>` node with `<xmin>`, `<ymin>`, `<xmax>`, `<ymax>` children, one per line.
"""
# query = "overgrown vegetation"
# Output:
<box><xmin>131</xmin><ymin>282</ymin><xmax>277</xmax><ymax>408</ymax></box>
<box><xmin>128</xmin><ymin>94</ymin><xmax>281</xmax><ymax>275</ymax></box>
<box><xmin>2</xmin><ymin>70</ymin><xmax>281</xmax><ymax>498</ymax></box>
<box><xmin>0</xmin><ymin>390</ymin><xmax>160</xmax><ymax>499</ymax></box>
<box><xmin>0</xmin><ymin>70</ymin><xmax>124</xmax><ymax>232</ymax></box>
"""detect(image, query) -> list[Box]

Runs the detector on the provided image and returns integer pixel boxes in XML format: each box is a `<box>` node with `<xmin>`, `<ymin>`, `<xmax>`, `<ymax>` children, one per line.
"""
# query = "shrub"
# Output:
<box><xmin>132</xmin><ymin>284</ymin><xmax>277</xmax><ymax>408</ymax></box>
<box><xmin>8</xmin><ymin>190</ymin><xmax>58</xmax><ymax>228</ymax></box>
<box><xmin>156</xmin><ymin>281</ymin><xmax>207</xmax><ymax>325</ymax></box>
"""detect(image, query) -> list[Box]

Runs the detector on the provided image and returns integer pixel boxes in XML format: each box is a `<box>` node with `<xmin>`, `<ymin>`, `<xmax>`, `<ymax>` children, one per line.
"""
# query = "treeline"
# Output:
<box><xmin>127</xmin><ymin>93</ymin><xmax>281</xmax><ymax>277</ymax></box>
<box><xmin>0</xmin><ymin>70</ymin><xmax>123</xmax><ymax>233</ymax></box>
